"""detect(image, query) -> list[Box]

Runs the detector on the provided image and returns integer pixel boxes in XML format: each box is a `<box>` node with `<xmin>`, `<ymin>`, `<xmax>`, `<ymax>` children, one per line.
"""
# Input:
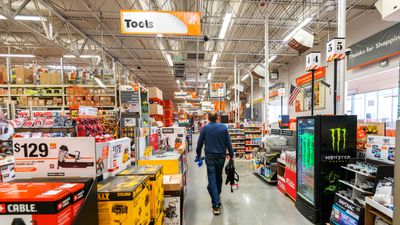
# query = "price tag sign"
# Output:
<box><xmin>326</xmin><ymin>38</ymin><xmax>346</xmax><ymax>62</ymax></box>
<box><xmin>13</xmin><ymin>137</ymin><xmax>96</xmax><ymax>179</ymax></box>
<box><xmin>306</xmin><ymin>52</ymin><xmax>321</xmax><ymax>71</ymax></box>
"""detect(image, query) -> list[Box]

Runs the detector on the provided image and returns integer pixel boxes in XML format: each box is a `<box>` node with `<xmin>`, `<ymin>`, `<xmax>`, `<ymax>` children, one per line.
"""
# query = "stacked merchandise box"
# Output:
<box><xmin>12</xmin><ymin>178</ymin><xmax>93</xmax><ymax>218</ymax></box>
<box><xmin>164</xmin><ymin>174</ymin><xmax>183</xmax><ymax>225</ymax></box>
<box><xmin>0</xmin><ymin>156</ymin><xmax>15</xmax><ymax>182</ymax></box>
<box><xmin>0</xmin><ymin>182</ymin><xmax>81</xmax><ymax>225</ymax></box>
<box><xmin>149</xmin><ymin>87</ymin><xmax>164</xmax><ymax>119</ymax></box>
<box><xmin>98</xmin><ymin>176</ymin><xmax>151</xmax><ymax>225</ymax></box>
<box><xmin>154</xmin><ymin>212</ymin><xmax>165</xmax><ymax>225</ymax></box>
<box><xmin>163</xmin><ymin>100</ymin><xmax>174</xmax><ymax>127</ymax></box>
<box><xmin>117</xmin><ymin>165</ymin><xmax>164</xmax><ymax>223</ymax></box>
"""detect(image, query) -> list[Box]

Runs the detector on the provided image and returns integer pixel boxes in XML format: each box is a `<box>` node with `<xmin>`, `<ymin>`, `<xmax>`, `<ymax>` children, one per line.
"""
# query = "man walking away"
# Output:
<box><xmin>196</xmin><ymin>111</ymin><xmax>234</xmax><ymax>215</ymax></box>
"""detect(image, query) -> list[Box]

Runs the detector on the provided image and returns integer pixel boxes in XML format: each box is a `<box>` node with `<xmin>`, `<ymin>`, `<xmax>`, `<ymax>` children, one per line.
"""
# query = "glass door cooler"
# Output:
<box><xmin>296</xmin><ymin>115</ymin><xmax>357</xmax><ymax>224</ymax></box>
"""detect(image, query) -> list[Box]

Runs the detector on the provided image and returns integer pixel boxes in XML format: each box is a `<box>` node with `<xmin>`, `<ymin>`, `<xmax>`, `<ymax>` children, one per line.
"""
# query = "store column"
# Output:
<box><xmin>337</xmin><ymin>0</ymin><xmax>346</xmax><ymax>114</ymax></box>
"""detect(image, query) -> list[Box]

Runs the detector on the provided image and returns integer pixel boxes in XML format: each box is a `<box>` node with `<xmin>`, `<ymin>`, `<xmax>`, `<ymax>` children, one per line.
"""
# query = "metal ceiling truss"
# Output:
<box><xmin>0</xmin><ymin>0</ymin><xmax>147</xmax><ymax>84</ymax></box>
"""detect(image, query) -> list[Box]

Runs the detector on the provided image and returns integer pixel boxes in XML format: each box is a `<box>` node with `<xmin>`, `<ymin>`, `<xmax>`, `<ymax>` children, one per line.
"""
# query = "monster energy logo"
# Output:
<box><xmin>330</xmin><ymin>128</ymin><xmax>347</xmax><ymax>153</ymax></box>
<box><xmin>300</xmin><ymin>133</ymin><xmax>314</xmax><ymax>169</ymax></box>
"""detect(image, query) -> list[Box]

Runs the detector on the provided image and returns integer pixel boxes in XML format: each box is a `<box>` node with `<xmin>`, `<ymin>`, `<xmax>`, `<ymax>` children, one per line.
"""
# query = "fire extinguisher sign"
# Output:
<box><xmin>13</xmin><ymin>137</ymin><xmax>96</xmax><ymax>179</ymax></box>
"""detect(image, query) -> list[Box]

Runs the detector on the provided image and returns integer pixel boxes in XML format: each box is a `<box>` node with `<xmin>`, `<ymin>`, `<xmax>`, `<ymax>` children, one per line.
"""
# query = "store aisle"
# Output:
<box><xmin>183</xmin><ymin>134</ymin><xmax>313</xmax><ymax>225</ymax></box>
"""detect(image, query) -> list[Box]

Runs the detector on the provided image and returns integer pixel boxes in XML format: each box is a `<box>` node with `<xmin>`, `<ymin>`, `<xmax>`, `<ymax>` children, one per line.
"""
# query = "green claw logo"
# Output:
<box><xmin>330</xmin><ymin>128</ymin><xmax>347</xmax><ymax>153</ymax></box>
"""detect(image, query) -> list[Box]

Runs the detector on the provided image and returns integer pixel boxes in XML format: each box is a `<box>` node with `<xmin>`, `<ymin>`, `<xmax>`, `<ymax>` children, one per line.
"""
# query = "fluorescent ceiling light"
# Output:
<box><xmin>241</xmin><ymin>74</ymin><xmax>250</xmax><ymax>81</ymax></box>
<box><xmin>218</xmin><ymin>13</ymin><xmax>232</xmax><ymax>39</ymax></box>
<box><xmin>0</xmin><ymin>15</ymin><xmax>47</xmax><ymax>21</ymax></box>
<box><xmin>207</xmin><ymin>72</ymin><xmax>212</xmax><ymax>80</ymax></box>
<box><xmin>94</xmin><ymin>77</ymin><xmax>106</xmax><ymax>89</ymax></box>
<box><xmin>211</xmin><ymin>54</ymin><xmax>218</xmax><ymax>66</ymax></box>
<box><xmin>227</xmin><ymin>90</ymin><xmax>231</xmax><ymax>95</ymax></box>
<box><xmin>157</xmin><ymin>34</ymin><xmax>163</xmax><ymax>37</ymax></box>
<box><xmin>176</xmin><ymin>80</ymin><xmax>180</xmax><ymax>84</ymax></box>
<box><xmin>227</xmin><ymin>96</ymin><xmax>230</xmax><ymax>100</ymax></box>
<box><xmin>268</xmin><ymin>55</ymin><xmax>277</xmax><ymax>63</ymax></box>
<box><xmin>205</xmin><ymin>83</ymin><xmax>209</xmax><ymax>88</ymax></box>
<box><xmin>80</xmin><ymin>55</ymin><xmax>100</xmax><ymax>59</ymax></box>
<box><xmin>166</xmin><ymin>54</ymin><xmax>173</xmax><ymax>66</ymax></box>
<box><xmin>63</xmin><ymin>55</ymin><xmax>76</xmax><ymax>58</ymax></box>
<box><xmin>0</xmin><ymin>54</ymin><xmax>35</xmax><ymax>58</ymax></box>
<box><xmin>203</xmin><ymin>90</ymin><xmax>207</xmax><ymax>94</ymax></box>
<box><xmin>283</xmin><ymin>17</ymin><xmax>313</xmax><ymax>42</ymax></box>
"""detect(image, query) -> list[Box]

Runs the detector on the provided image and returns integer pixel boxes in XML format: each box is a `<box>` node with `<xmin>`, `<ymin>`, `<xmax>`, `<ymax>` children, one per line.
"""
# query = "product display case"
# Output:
<box><xmin>296</xmin><ymin>115</ymin><xmax>357</xmax><ymax>224</ymax></box>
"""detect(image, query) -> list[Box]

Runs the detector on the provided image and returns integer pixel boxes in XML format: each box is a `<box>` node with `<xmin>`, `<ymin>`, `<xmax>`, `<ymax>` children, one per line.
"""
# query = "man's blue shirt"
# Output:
<box><xmin>196</xmin><ymin>122</ymin><xmax>234</xmax><ymax>158</ymax></box>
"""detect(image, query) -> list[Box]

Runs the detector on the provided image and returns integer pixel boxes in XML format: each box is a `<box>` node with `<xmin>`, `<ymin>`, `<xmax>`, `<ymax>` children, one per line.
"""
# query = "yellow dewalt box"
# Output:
<box><xmin>138</xmin><ymin>153</ymin><xmax>182</xmax><ymax>175</ymax></box>
<box><xmin>97</xmin><ymin>176</ymin><xmax>151</xmax><ymax>225</ymax></box>
<box><xmin>118</xmin><ymin>165</ymin><xmax>164</xmax><ymax>219</ymax></box>
<box><xmin>154</xmin><ymin>212</ymin><xmax>164</xmax><ymax>225</ymax></box>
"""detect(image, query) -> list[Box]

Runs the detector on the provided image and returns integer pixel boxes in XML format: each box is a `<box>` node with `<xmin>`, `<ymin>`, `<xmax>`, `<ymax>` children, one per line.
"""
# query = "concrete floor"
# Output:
<box><xmin>183</xmin><ymin>134</ymin><xmax>314</xmax><ymax>225</ymax></box>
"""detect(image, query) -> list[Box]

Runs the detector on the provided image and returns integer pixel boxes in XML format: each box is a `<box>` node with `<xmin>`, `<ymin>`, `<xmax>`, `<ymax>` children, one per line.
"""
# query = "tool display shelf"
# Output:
<box><xmin>229</xmin><ymin>129</ymin><xmax>246</xmax><ymax>157</ymax></box>
<box><xmin>330</xmin><ymin>159</ymin><xmax>394</xmax><ymax>225</ymax></box>
<box><xmin>0</xmin><ymin>84</ymin><xmax>118</xmax><ymax>114</ymax></box>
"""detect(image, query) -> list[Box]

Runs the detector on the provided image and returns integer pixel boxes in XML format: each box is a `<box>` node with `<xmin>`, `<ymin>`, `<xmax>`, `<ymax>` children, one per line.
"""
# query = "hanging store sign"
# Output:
<box><xmin>210</xmin><ymin>83</ymin><xmax>226</xmax><ymax>98</ymax></box>
<box><xmin>306</xmin><ymin>52</ymin><xmax>321</xmax><ymax>71</ymax></box>
<box><xmin>269</xmin><ymin>82</ymin><xmax>285</xmax><ymax>100</ymax></box>
<box><xmin>120</xmin><ymin>10</ymin><xmax>201</xmax><ymax>36</ymax></box>
<box><xmin>174</xmin><ymin>91</ymin><xmax>189</xmax><ymax>99</ymax></box>
<box><xmin>348</xmin><ymin>23</ymin><xmax>400</xmax><ymax>70</ymax></box>
<box><xmin>120</xmin><ymin>85</ymin><xmax>140</xmax><ymax>113</ymax></box>
<box><xmin>295</xmin><ymin>67</ymin><xmax>326</xmax><ymax>86</ymax></box>
<box><xmin>326</xmin><ymin>38</ymin><xmax>346</xmax><ymax>62</ymax></box>
<box><xmin>201</xmin><ymin>101</ymin><xmax>214</xmax><ymax>112</ymax></box>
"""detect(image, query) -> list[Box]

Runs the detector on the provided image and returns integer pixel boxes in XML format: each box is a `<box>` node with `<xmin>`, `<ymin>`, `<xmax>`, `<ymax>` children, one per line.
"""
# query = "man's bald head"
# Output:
<box><xmin>208</xmin><ymin>111</ymin><xmax>218</xmax><ymax>122</ymax></box>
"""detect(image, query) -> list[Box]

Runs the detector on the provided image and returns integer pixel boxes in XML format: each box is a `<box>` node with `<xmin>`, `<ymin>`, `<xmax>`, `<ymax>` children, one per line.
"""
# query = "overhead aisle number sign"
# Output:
<box><xmin>121</xmin><ymin>10</ymin><xmax>201</xmax><ymax>36</ymax></box>
<box><xmin>326</xmin><ymin>38</ymin><xmax>346</xmax><ymax>62</ymax></box>
<box><xmin>306</xmin><ymin>52</ymin><xmax>321</xmax><ymax>71</ymax></box>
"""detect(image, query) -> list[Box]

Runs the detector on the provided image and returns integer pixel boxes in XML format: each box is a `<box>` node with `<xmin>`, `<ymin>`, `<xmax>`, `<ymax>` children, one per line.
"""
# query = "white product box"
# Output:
<box><xmin>164</xmin><ymin>196</ymin><xmax>181</xmax><ymax>225</ymax></box>
<box><xmin>107</xmin><ymin>138</ymin><xmax>131</xmax><ymax>176</ymax></box>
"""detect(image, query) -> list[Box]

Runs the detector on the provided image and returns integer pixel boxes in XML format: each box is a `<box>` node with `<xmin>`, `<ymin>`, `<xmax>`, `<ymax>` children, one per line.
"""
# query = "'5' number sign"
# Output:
<box><xmin>326</xmin><ymin>38</ymin><xmax>346</xmax><ymax>62</ymax></box>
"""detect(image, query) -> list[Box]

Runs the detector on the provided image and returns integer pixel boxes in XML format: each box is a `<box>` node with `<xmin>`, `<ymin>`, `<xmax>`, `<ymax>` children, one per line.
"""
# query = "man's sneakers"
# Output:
<box><xmin>212</xmin><ymin>206</ymin><xmax>221</xmax><ymax>215</ymax></box>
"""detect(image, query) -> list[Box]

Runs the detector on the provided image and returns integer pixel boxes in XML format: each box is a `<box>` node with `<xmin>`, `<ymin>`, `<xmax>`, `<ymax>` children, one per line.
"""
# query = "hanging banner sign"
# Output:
<box><xmin>210</xmin><ymin>83</ymin><xmax>226</xmax><ymax>98</ymax></box>
<box><xmin>201</xmin><ymin>101</ymin><xmax>214</xmax><ymax>112</ymax></box>
<box><xmin>121</xmin><ymin>10</ymin><xmax>201</xmax><ymax>36</ymax></box>
<box><xmin>120</xmin><ymin>85</ymin><xmax>140</xmax><ymax>113</ymax></box>
<box><xmin>295</xmin><ymin>67</ymin><xmax>326</xmax><ymax>86</ymax></box>
<box><xmin>347</xmin><ymin>23</ymin><xmax>400</xmax><ymax>70</ymax></box>
<box><xmin>174</xmin><ymin>91</ymin><xmax>189</xmax><ymax>99</ymax></box>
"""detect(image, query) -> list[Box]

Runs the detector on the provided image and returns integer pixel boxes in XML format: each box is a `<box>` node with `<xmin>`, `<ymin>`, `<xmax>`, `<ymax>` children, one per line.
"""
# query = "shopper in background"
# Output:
<box><xmin>195</xmin><ymin>111</ymin><xmax>234</xmax><ymax>216</ymax></box>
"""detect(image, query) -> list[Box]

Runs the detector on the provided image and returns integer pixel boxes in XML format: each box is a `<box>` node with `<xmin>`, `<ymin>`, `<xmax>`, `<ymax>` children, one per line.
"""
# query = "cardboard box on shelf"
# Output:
<box><xmin>150</xmin><ymin>104</ymin><xmax>163</xmax><ymax>115</ymax></box>
<box><xmin>15</xmin><ymin>67</ymin><xmax>33</xmax><ymax>84</ymax></box>
<box><xmin>0</xmin><ymin>66</ymin><xmax>8</xmax><ymax>83</ymax></box>
<box><xmin>38</xmin><ymin>99</ymin><xmax>45</xmax><ymax>106</ymax></box>
<box><xmin>50</xmin><ymin>72</ymin><xmax>62</xmax><ymax>84</ymax></box>
<box><xmin>149</xmin><ymin>87</ymin><xmax>163</xmax><ymax>100</ymax></box>
<box><xmin>40</xmin><ymin>72</ymin><xmax>51</xmax><ymax>84</ymax></box>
